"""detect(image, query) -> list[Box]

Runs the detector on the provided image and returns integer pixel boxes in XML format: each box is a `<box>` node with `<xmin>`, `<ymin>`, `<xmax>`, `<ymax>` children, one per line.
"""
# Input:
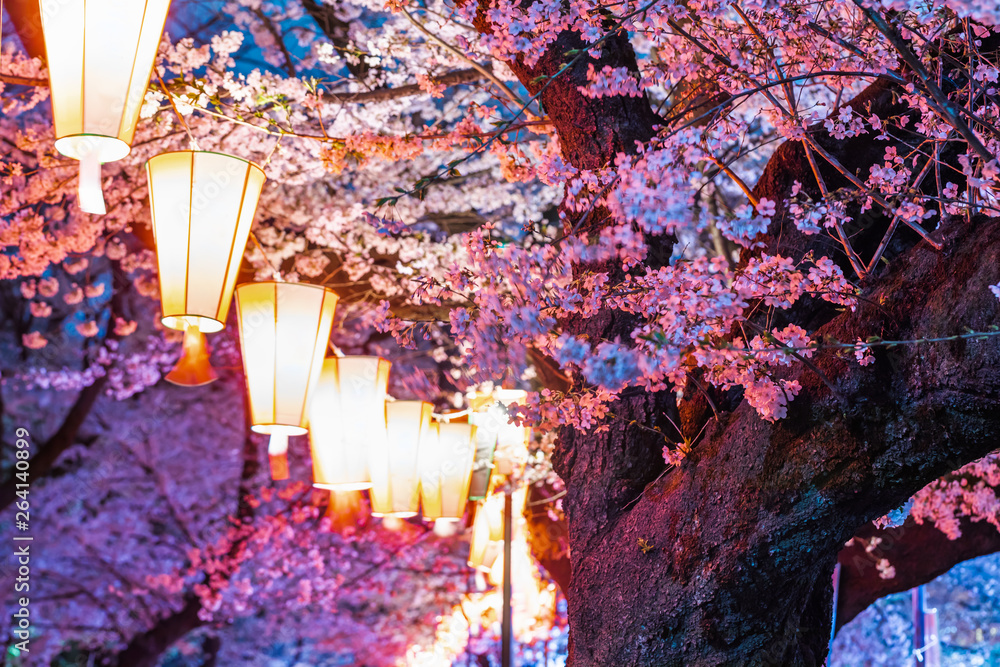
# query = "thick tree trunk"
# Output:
<box><xmin>113</xmin><ymin>594</ymin><xmax>204</xmax><ymax>667</ymax></box>
<box><xmin>558</xmin><ymin>217</ymin><xmax>1000</xmax><ymax>666</ymax></box>
<box><xmin>528</xmin><ymin>500</ymin><xmax>1000</xmax><ymax>637</ymax></box>
<box><xmin>470</xmin><ymin>12</ymin><xmax>1000</xmax><ymax>666</ymax></box>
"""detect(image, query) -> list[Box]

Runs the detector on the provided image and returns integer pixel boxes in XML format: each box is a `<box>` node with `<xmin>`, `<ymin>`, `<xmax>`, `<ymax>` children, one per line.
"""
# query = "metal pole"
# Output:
<box><xmin>829</xmin><ymin>562</ymin><xmax>841</xmax><ymax>653</ymax></box>
<box><xmin>912</xmin><ymin>586</ymin><xmax>926</xmax><ymax>664</ymax></box>
<box><xmin>924</xmin><ymin>606</ymin><xmax>941</xmax><ymax>667</ymax></box>
<box><xmin>502</xmin><ymin>489</ymin><xmax>513</xmax><ymax>667</ymax></box>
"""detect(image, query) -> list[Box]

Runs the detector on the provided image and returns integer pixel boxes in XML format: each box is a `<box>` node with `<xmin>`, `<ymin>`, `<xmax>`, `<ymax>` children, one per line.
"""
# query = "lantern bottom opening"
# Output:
<box><xmin>162</xmin><ymin>314</ymin><xmax>225</xmax><ymax>334</ymax></box>
<box><xmin>55</xmin><ymin>135</ymin><xmax>130</xmax><ymax>162</ymax></box>
<box><xmin>372</xmin><ymin>511</ymin><xmax>418</xmax><ymax>519</ymax></box>
<box><xmin>425</xmin><ymin>516</ymin><xmax>463</xmax><ymax>523</ymax></box>
<box><xmin>252</xmin><ymin>423</ymin><xmax>308</xmax><ymax>436</ymax></box>
<box><xmin>313</xmin><ymin>482</ymin><xmax>373</xmax><ymax>491</ymax></box>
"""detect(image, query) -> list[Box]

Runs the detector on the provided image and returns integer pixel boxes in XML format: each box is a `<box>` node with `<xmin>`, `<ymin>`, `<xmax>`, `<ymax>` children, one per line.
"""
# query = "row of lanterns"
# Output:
<box><xmin>32</xmin><ymin>0</ymin><xmax>535</xmax><ymax>529</ymax></box>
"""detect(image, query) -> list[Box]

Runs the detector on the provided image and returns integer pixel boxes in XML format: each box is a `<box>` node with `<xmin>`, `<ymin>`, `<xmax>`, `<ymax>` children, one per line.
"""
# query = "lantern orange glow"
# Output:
<box><xmin>39</xmin><ymin>0</ymin><xmax>172</xmax><ymax>214</ymax></box>
<box><xmin>370</xmin><ymin>400</ymin><xmax>433</xmax><ymax>518</ymax></box>
<box><xmin>325</xmin><ymin>490</ymin><xmax>367</xmax><ymax>531</ymax></box>
<box><xmin>308</xmin><ymin>356</ymin><xmax>391</xmax><ymax>490</ymax></box>
<box><xmin>267</xmin><ymin>433</ymin><xmax>290</xmax><ymax>481</ymax></box>
<box><xmin>164</xmin><ymin>325</ymin><xmax>218</xmax><ymax>387</ymax></box>
<box><xmin>234</xmin><ymin>281</ymin><xmax>338</xmax><ymax>435</ymax></box>
<box><xmin>148</xmin><ymin>151</ymin><xmax>266</xmax><ymax>386</ymax></box>
<box><xmin>419</xmin><ymin>421</ymin><xmax>477</xmax><ymax>521</ymax></box>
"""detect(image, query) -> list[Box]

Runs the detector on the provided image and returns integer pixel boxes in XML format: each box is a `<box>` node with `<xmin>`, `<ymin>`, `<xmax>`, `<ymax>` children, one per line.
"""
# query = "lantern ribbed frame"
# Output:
<box><xmin>148</xmin><ymin>151</ymin><xmax>266</xmax><ymax>334</ymax></box>
<box><xmin>370</xmin><ymin>400</ymin><xmax>433</xmax><ymax>518</ymax></box>
<box><xmin>235</xmin><ymin>281</ymin><xmax>339</xmax><ymax>436</ymax></box>
<box><xmin>308</xmin><ymin>356</ymin><xmax>391</xmax><ymax>491</ymax></box>
<box><xmin>40</xmin><ymin>0</ymin><xmax>172</xmax><ymax>162</ymax></box>
<box><xmin>419</xmin><ymin>421</ymin><xmax>477</xmax><ymax>521</ymax></box>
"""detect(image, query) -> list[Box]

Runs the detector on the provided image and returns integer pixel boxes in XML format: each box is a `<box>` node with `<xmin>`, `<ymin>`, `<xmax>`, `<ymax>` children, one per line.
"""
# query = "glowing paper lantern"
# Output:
<box><xmin>234</xmin><ymin>281</ymin><xmax>338</xmax><ymax>435</ymax></box>
<box><xmin>148</xmin><ymin>151</ymin><xmax>266</xmax><ymax>385</ymax></box>
<box><xmin>370</xmin><ymin>400</ymin><xmax>433</xmax><ymax>518</ymax></box>
<box><xmin>419</xmin><ymin>421</ymin><xmax>477</xmax><ymax>521</ymax></box>
<box><xmin>308</xmin><ymin>356</ymin><xmax>391</xmax><ymax>490</ymax></box>
<box><xmin>467</xmin><ymin>389</ymin><xmax>531</xmax><ymax>499</ymax></box>
<box><xmin>39</xmin><ymin>0</ymin><xmax>172</xmax><ymax>214</ymax></box>
<box><xmin>468</xmin><ymin>495</ymin><xmax>504</xmax><ymax>571</ymax></box>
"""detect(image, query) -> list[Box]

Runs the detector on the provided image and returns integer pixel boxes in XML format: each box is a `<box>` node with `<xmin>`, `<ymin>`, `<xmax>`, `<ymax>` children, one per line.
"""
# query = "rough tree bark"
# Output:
<box><xmin>471</xmin><ymin>14</ymin><xmax>1000</xmax><ymax>667</ymax></box>
<box><xmin>529</xmin><ymin>501</ymin><xmax>1000</xmax><ymax>637</ymax></box>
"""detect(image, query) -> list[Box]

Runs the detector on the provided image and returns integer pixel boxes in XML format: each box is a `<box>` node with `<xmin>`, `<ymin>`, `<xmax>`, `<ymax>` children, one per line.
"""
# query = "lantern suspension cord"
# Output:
<box><xmin>250</xmin><ymin>231</ymin><xmax>282</xmax><ymax>281</ymax></box>
<box><xmin>155</xmin><ymin>69</ymin><xmax>201</xmax><ymax>151</ymax></box>
<box><xmin>263</xmin><ymin>133</ymin><xmax>284</xmax><ymax>166</ymax></box>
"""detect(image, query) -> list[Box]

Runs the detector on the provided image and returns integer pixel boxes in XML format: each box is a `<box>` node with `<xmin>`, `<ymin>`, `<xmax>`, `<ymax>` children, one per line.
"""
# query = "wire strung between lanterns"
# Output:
<box><xmin>156</xmin><ymin>69</ymin><xmax>201</xmax><ymax>152</ymax></box>
<box><xmin>250</xmin><ymin>231</ymin><xmax>282</xmax><ymax>281</ymax></box>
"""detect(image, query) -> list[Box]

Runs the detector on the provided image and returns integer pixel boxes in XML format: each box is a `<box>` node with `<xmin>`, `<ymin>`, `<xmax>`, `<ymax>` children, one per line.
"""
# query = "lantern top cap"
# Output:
<box><xmin>493</xmin><ymin>388</ymin><xmax>528</xmax><ymax>401</ymax></box>
<box><xmin>146</xmin><ymin>149</ymin><xmax>265</xmax><ymax>175</ymax></box>
<box><xmin>236</xmin><ymin>280</ymin><xmax>338</xmax><ymax>296</ymax></box>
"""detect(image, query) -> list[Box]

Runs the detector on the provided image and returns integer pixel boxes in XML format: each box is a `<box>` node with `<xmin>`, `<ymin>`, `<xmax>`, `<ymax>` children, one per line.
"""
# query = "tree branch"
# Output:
<box><xmin>326</xmin><ymin>67</ymin><xmax>489</xmax><ymax>104</ymax></box>
<box><xmin>0</xmin><ymin>375</ymin><xmax>108</xmax><ymax>512</ymax></box>
<box><xmin>110</xmin><ymin>382</ymin><xmax>262</xmax><ymax>666</ymax></box>
<box><xmin>836</xmin><ymin>517</ymin><xmax>1000</xmax><ymax>631</ymax></box>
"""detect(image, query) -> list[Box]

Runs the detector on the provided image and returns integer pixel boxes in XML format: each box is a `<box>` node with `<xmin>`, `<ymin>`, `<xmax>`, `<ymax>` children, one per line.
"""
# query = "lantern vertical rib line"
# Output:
<box><xmin>131</xmin><ymin>6</ymin><xmax>171</xmax><ymax>146</ymax></box>
<box><xmin>147</xmin><ymin>165</ymin><xmax>158</xmax><ymax>248</ymax></box>
<box><xmin>119</xmin><ymin>0</ymin><xmax>151</xmax><ymax>139</ymax></box>
<box><xmin>184</xmin><ymin>151</ymin><xmax>194</xmax><ymax>320</ymax></box>
<box><xmin>236</xmin><ymin>295</ymin><xmax>257</xmax><ymax>425</ymax></box>
<box><xmin>298</xmin><ymin>289</ymin><xmax>326</xmax><ymax>428</ymax></box>
<box><xmin>271</xmin><ymin>281</ymin><xmax>279</xmax><ymax>426</ymax></box>
<box><xmin>79</xmin><ymin>0</ymin><xmax>86</xmax><ymax>135</ymax></box>
<box><xmin>215</xmin><ymin>164</ymin><xmax>251</xmax><ymax>319</ymax></box>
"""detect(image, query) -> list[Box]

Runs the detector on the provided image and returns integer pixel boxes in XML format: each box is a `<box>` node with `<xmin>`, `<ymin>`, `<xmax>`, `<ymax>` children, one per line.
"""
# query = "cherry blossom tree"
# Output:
<box><xmin>2</xmin><ymin>0</ymin><xmax>1000</xmax><ymax>663</ymax></box>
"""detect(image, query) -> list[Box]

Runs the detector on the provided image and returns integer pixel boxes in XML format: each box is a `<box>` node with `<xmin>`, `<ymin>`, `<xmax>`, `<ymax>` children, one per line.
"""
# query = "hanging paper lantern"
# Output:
<box><xmin>370</xmin><ymin>400</ymin><xmax>433</xmax><ymax>518</ymax></box>
<box><xmin>468</xmin><ymin>495</ymin><xmax>504</xmax><ymax>571</ymax></box>
<box><xmin>148</xmin><ymin>152</ymin><xmax>265</xmax><ymax>332</ymax></box>
<box><xmin>419</xmin><ymin>421</ymin><xmax>477</xmax><ymax>521</ymax></box>
<box><xmin>467</xmin><ymin>389</ymin><xmax>530</xmax><ymax>499</ymax></box>
<box><xmin>234</xmin><ymin>281</ymin><xmax>338</xmax><ymax>435</ymax></box>
<box><xmin>308</xmin><ymin>356</ymin><xmax>391</xmax><ymax>490</ymax></box>
<box><xmin>148</xmin><ymin>151</ymin><xmax>266</xmax><ymax>385</ymax></box>
<box><xmin>39</xmin><ymin>0</ymin><xmax>172</xmax><ymax>214</ymax></box>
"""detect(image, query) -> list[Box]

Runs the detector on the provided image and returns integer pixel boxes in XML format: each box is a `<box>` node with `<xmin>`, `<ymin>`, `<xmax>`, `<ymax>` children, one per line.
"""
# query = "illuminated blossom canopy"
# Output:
<box><xmin>1</xmin><ymin>0</ymin><xmax>1000</xmax><ymax>663</ymax></box>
